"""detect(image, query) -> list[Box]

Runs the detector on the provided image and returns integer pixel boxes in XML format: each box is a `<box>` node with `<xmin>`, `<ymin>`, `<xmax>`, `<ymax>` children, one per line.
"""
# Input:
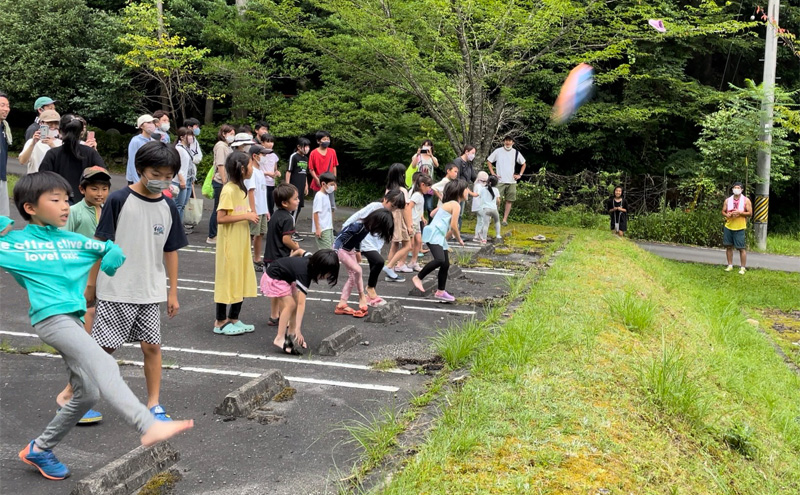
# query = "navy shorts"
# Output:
<box><xmin>723</xmin><ymin>227</ymin><xmax>746</xmax><ymax>250</ymax></box>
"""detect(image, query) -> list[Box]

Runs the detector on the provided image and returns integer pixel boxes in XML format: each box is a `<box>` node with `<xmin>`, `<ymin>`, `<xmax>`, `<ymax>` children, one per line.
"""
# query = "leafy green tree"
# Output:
<box><xmin>117</xmin><ymin>0</ymin><xmax>209</xmax><ymax>120</ymax></box>
<box><xmin>0</xmin><ymin>0</ymin><xmax>139</xmax><ymax>119</ymax></box>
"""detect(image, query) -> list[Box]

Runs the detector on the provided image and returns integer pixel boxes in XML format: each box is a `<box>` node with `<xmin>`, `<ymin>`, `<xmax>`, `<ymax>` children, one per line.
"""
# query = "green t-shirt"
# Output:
<box><xmin>64</xmin><ymin>199</ymin><xmax>99</xmax><ymax>238</ymax></box>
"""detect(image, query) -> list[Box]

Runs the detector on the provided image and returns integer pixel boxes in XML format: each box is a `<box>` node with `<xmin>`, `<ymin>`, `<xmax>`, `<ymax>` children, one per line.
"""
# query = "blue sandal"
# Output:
<box><xmin>213</xmin><ymin>322</ymin><xmax>246</xmax><ymax>336</ymax></box>
<box><xmin>232</xmin><ymin>320</ymin><xmax>255</xmax><ymax>333</ymax></box>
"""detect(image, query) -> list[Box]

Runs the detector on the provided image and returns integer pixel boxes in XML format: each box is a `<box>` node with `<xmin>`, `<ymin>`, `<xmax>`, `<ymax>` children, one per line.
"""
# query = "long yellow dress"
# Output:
<box><xmin>214</xmin><ymin>182</ymin><xmax>257</xmax><ymax>304</ymax></box>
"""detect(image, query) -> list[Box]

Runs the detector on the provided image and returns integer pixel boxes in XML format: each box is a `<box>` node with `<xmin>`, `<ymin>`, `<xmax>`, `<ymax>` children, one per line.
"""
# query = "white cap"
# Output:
<box><xmin>136</xmin><ymin>114</ymin><xmax>157</xmax><ymax>128</ymax></box>
<box><xmin>231</xmin><ymin>133</ymin><xmax>256</xmax><ymax>147</ymax></box>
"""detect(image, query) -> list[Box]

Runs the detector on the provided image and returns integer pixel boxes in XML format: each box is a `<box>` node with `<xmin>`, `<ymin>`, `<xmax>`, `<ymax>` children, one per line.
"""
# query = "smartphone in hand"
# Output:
<box><xmin>87</xmin><ymin>131</ymin><xmax>95</xmax><ymax>141</ymax></box>
<box><xmin>39</xmin><ymin>125</ymin><xmax>49</xmax><ymax>139</ymax></box>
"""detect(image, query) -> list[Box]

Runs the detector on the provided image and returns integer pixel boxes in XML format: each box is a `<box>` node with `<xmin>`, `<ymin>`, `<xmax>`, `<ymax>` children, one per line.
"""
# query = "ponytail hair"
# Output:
<box><xmin>412</xmin><ymin>173</ymin><xmax>432</xmax><ymax>195</ymax></box>
<box><xmin>59</xmin><ymin>114</ymin><xmax>85</xmax><ymax>161</ymax></box>
<box><xmin>487</xmin><ymin>175</ymin><xmax>498</xmax><ymax>200</ymax></box>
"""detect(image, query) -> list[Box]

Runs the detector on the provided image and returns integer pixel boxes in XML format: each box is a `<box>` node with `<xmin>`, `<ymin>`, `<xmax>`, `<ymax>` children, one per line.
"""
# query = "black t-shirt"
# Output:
<box><xmin>604</xmin><ymin>197</ymin><xmax>629</xmax><ymax>216</ymax></box>
<box><xmin>287</xmin><ymin>152</ymin><xmax>309</xmax><ymax>205</ymax></box>
<box><xmin>453</xmin><ymin>156</ymin><xmax>476</xmax><ymax>183</ymax></box>
<box><xmin>266</xmin><ymin>256</ymin><xmax>311</xmax><ymax>294</ymax></box>
<box><xmin>39</xmin><ymin>145</ymin><xmax>106</xmax><ymax>202</ymax></box>
<box><xmin>0</xmin><ymin>121</ymin><xmax>8</xmax><ymax>181</ymax></box>
<box><xmin>24</xmin><ymin>122</ymin><xmax>39</xmax><ymax>142</ymax></box>
<box><xmin>264</xmin><ymin>208</ymin><xmax>296</xmax><ymax>262</ymax></box>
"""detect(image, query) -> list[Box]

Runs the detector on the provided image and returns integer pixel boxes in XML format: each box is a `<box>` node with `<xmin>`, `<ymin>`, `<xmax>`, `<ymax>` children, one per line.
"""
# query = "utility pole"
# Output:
<box><xmin>754</xmin><ymin>0</ymin><xmax>779</xmax><ymax>250</ymax></box>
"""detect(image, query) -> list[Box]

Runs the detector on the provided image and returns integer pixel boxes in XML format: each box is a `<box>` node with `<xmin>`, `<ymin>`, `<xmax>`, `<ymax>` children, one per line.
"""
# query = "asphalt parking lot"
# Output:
<box><xmin>0</xmin><ymin>185</ymin><xmax>519</xmax><ymax>494</ymax></box>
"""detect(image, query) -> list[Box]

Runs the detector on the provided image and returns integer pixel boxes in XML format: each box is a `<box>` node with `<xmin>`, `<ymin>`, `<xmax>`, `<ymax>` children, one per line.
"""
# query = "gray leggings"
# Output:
<box><xmin>33</xmin><ymin>315</ymin><xmax>155</xmax><ymax>450</ymax></box>
<box><xmin>478</xmin><ymin>209</ymin><xmax>501</xmax><ymax>239</ymax></box>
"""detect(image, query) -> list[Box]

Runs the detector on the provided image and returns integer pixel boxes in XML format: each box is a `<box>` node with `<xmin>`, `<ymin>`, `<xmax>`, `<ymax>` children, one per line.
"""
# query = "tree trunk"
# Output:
<box><xmin>204</xmin><ymin>98</ymin><xmax>214</xmax><ymax>125</ymax></box>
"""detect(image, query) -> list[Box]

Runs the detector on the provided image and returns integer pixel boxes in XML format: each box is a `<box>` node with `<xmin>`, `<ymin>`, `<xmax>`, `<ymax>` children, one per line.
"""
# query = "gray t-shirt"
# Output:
<box><xmin>95</xmin><ymin>187</ymin><xmax>187</xmax><ymax>304</ymax></box>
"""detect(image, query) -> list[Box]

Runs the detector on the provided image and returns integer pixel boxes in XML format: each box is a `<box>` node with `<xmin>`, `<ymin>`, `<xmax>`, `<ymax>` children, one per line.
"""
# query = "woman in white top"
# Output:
<box><xmin>173</xmin><ymin>127</ymin><xmax>196</xmax><ymax>222</ymax></box>
<box><xmin>19</xmin><ymin>109</ymin><xmax>62</xmax><ymax>174</ymax></box>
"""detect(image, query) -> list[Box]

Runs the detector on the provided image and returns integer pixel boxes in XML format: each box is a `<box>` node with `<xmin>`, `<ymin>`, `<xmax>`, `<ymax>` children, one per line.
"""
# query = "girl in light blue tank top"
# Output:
<box><xmin>412</xmin><ymin>179</ymin><xmax>468</xmax><ymax>303</ymax></box>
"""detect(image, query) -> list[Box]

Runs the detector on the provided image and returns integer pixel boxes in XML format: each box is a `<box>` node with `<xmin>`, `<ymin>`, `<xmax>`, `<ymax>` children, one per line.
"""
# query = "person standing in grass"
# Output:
<box><xmin>605</xmin><ymin>186</ymin><xmax>629</xmax><ymax>237</ymax></box>
<box><xmin>722</xmin><ymin>181</ymin><xmax>751</xmax><ymax>274</ymax></box>
<box><xmin>213</xmin><ymin>152</ymin><xmax>259</xmax><ymax>335</ymax></box>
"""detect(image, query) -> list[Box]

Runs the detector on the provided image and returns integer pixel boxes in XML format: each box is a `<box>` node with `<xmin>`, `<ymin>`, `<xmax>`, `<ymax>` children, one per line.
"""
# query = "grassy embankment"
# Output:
<box><xmin>375</xmin><ymin>230</ymin><xmax>800</xmax><ymax>494</ymax></box>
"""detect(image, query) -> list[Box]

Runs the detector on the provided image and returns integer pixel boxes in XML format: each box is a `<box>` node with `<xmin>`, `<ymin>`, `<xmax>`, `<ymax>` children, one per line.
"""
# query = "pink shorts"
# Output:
<box><xmin>260</xmin><ymin>273</ymin><xmax>296</xmax><ymax>298</ymax></box>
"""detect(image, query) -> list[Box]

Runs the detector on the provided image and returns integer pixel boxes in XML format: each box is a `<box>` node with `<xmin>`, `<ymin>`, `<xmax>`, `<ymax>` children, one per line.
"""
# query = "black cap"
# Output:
<box><xmin>249</xmin><ymin>145</ymin><xmax>269</xmax><ymax>156</ymax></box>
<box><xmin>732</xmin><ymin>182</ymin><xmax>743</xmax><ymax>188</ymax></box>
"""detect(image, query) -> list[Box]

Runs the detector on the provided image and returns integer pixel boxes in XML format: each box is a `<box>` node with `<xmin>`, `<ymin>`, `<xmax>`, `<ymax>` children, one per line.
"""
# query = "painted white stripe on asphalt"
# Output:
<box><xmin>0</xmin><ymin>330</ymin><xmax>411</xmax><ymax>375</ymax></box>
<box><xmin>20</xmin><ymin>353</ymin><xmax>400</xmax><ymax>392</ymax></box>
<box><xmin>166</xmin><ymin>286</ymin><xmax>477</xmax><ymax>315</ymax></box>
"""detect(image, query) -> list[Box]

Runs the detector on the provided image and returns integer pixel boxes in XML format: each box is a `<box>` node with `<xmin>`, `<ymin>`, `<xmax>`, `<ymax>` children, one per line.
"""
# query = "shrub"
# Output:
<box><xmin>508</xmin><ymin>181</ymin><xmax>557</xmax><ymax>222</ymax></box>
<box><xmin>335</xmin><ymin>178</ymin><xmax>384</xmax><ymax>208</ymax></box>
<box><xmin>533</xmin><ymin>204</ymin><xmax>607</xmax><ymax>230</ymax></box>
<box><xmin>628</xmin><ymin>207</ymin><xmax>725</xmax><ymax>247</ymax></box>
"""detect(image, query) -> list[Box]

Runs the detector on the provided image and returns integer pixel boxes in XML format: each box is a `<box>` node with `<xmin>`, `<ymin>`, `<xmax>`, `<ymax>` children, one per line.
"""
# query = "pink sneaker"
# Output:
<box><xmin>395</xmin><ymin>264</ymin><xmax>413</xmax><ymax>273</ymax></box>
<box><xmin>434</xmin><ymin>290</ymin><xmax>455</xmax><ymax>303</ymax></box>
<box><xmin>410</xmin><ymin>263</ymin><xmax>423</xmax><ymax>272</ymax></box>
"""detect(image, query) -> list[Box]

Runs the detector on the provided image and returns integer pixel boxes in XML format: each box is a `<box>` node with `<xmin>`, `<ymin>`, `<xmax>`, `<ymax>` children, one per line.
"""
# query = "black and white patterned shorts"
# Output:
<box><xmin>92</xmin><ymin>301</ymin><xmax>161</xmax><ymax>349</ymax></box>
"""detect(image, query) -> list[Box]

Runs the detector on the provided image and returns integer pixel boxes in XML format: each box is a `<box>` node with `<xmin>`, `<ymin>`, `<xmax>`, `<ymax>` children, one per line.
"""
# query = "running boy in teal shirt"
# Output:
<box><xmin>1</xmin><ymin>172</ymin><xmax>193</xmax><ymax>481</ymax></box>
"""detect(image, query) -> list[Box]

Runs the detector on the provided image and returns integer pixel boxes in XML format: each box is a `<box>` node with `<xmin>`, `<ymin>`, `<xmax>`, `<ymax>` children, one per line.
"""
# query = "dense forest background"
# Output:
<box><xmin>1</xmin><ymin>0</ymin><xmax>798</xmax><ymax>234</ymax></box>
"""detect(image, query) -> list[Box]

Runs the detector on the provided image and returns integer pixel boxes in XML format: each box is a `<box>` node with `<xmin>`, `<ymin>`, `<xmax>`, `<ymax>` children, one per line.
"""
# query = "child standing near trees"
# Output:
<box><xmin>313</xmin><ymin>172</ymin><xmax>337</xmax><ymax>250</ymax></box>
<box><xmin>411</xmin><ymin>179</ymin><xmax>467</xmax><ymax>302</ymax></box>
<box><xmin>334</xmin><ymin>209</ymin><xmax>394</xmax><ymax>318</ymax></box>
<box><xmin>408</xmin><ymin>173</ymin><xmax>433</xmax><ymax>271</ymax></box>
<box><xmin>258</xmin><ymin>133</ymin><xmax>281</xmax><ymax>215</ymax></box>
<box><xmin>476</xmin><ymin>175</ymin><xmax>501</xmax><ymax>243</ymax></box>
<box><xmin>285</xmin><ymin>138</ymin><xmax>311</xmax><ymax>239</ymax></box>
<box><xmin>213</xmin><ymin>152</ymin><xmax>259</xmax><ymax>336</ymax></box>
<box><xmin>244</xmin><ymin>146</ymin><xmax>270</xmax><ymax>271</ymax></box>
<box><xmin>471</xmin><ymin>171</ymin><xmax>489</xmax><ymax>240</ymax></box>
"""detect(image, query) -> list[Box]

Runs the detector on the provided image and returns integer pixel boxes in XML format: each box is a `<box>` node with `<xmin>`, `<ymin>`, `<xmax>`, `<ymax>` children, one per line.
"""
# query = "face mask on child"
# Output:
<box><xmin>144</xmin><ymin>175</ymin><xmax>171</xmax><ymax>194</ymax></box>
<box><xmin>326</xmin><ymin>185</ymin><xmax>336</xmax><ymax>194</ymax></box>
<box><xmin>193</xmin><ymin>127</ymin><xmax>201</xmax><ymax>136</ymax></box>
<box><xmin>733</xmin><ymin>188</ymin><xmax>742</xmax><ymax>196</ymax></box>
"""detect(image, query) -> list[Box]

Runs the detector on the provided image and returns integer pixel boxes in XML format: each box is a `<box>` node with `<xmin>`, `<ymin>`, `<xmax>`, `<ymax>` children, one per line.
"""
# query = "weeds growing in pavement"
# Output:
<box><xmin>605</xmin><ymin>291</ymin><xmax>658</xmax><ymax>333</ymax></box>
<box><xmin>641</xmin><ymin>335</ymin><xmax>709</xmax><ymax>428</ymax></box>
<box><xmin>340</xmin><ymin>405</ymin><xmax>406</xmax><ymax>472</ymax></box>
<box><xmin>0</xmin><ymin>339</ymin><xmax>17</xmax><ymax>353</ymax></box>
<box><xmin>21</xmin><ymin>343</ymin><xmax>58</xmax><ymax>355</ymax></box>
<box><xmin>370</xmin><ymin>359</ymin><xmax>397</xmax><ymax>371</ymax></box>
<box><xmin>451</xmin><ymin>249</ymin><xmax>474</xmax><ymax>267</ymax></box>
<box><xmin>431</xmin><ymin>318</ymin><xmax>489</xmax><ymax>369</ymax></box>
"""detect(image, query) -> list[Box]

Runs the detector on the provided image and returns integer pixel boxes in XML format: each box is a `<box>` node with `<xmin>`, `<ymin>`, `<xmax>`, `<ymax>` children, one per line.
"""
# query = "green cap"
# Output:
<box><xmin>33</xmin><ymin>97</ymin><xmax>57</xmax><ymax>111</ymax></box>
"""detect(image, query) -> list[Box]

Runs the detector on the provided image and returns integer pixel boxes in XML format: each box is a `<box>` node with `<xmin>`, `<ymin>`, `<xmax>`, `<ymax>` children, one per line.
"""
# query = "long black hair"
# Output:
<box><xmin>224</xmin><ymin>151</ymin><xmax>249</xmax><ymax>197</ymax></box>
<box><xmin>443</xmin><ymin>179</ymin><xmax>468</xmax><ymax>203</ymax></box>
<box><xmin>59</xmin><ymin>114</ymin><xmax>85</xmax><ymax>161</ymax></box>
<box><xmin>487</xmin><ymin>175</ymin><xmax>498</xmax><ymax>200</ymax></box>
<box><xmin>385</xmin><ymin>163</ymin><xmax>406</xmax><ymax>192</ymax></box>
<box><xmin>362</xmin><ymin>209</ymin><xmax>394</xmax><ymax>243</ymax></box>
<box><xmin>308</xmin><ymin>249</ymin><xmax>339</xmax><ymax>286</ymax></box>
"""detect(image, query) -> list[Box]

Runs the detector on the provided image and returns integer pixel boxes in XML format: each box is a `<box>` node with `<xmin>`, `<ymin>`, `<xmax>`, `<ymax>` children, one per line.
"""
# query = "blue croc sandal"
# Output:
<box><xmin>232</xmin><ymin>320</ymin><xmax>255</xmax><ymax>333</ymax></box>
<box><xmin>150</xmin><ymin>404</ymin><xmax>172</xmax><ymax>422</ymax></box>
<box><xmin>57</xmin><ymin>407</ymin><xmax>103</xmax><ymax>425</ymax></box>
<box><xmin>213</xmin><ymin>322</ymin><xmax>245</xmax><ymax>336</ymax></box>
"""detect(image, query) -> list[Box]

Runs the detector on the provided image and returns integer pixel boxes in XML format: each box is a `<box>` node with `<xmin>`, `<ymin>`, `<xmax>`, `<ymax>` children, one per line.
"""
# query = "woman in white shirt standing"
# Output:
<box><xmin>173</xmin><ymin>127</ymin><xmax>195</xmax><ymax>224</ymax></box>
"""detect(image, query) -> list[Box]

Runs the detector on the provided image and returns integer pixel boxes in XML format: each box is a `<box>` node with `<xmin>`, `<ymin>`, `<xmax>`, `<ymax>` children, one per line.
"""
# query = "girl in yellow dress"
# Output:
<box><xmin>213</xmin><ymin>151</ymin><xmax>259</xmax><ymax>335</ymax></box>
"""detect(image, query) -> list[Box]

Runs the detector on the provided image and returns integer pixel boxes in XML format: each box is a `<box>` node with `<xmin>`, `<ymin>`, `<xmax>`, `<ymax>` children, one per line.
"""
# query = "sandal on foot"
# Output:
<box><xmin>284</xmin><ymin>337</ymin><xmax>303</xmax><ymax>355</ymax></box>
<box><xmin>214</xmin><ymin>322</ymin><xmax>246</xmax><ymax>336</ymax></box>
<box><xmin>232</xmin><ymin>320</ymin><xmax>255</xmax><ymax>333</ymax></box>
<box><xmin>267</xmin><ymin>317</ymin><xmax>280</xmax><ymax>326</ymax></box>
<box><xmin>352</xmin><ymin>309</ymin><xmax>368</xmax><ymax>318</ymax></box>
<box><xmin>368</xmin><ymin>296</ymin><xmax>387</xmax><ymax>307</ymax></box>
<box><xmin>254</xmin><ymin>261</ymin><xmax>264</xmax><ymax>272</ymax></box>
<box><xmin>335</xmin><ymin>306</ymin><xmax>356</xmax><ymax>315</ymax></box>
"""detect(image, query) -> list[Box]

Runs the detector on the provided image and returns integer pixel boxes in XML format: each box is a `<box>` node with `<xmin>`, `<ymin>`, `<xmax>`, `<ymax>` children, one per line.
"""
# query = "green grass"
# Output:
<box><xmin>377</xmin><ymin>231</ymin><xmax>800</xmax><ymax>494</ymax></box>
<box><xmin>339</xmin><ymin>405</ymin><xmax>406</xmax><ymax>473</ymax></box>
<box><xmin>431</xmin><ymin>318</ymin><xmax>490</xmax><ymax>369</ymax></box>
<box><xmin>605</xmin><ymin>291</ymin><xmax>659</xmax><ymax>333</ymax></box>
<box><xmin>759</xmin><ymin>232</ymin><xmax>800</xmax><ymax>256</ymax></box>
<box><xmin>7</xmin><ymin>174</ymin><xmax>18</xmax><ymax>196</ymax></box>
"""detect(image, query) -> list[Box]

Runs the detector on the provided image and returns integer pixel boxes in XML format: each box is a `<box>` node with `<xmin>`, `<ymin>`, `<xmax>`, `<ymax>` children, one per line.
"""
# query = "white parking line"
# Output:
<box><xmin>23</xmin><ymin>352</ymin><xmax>401</xmax><ymax>392</ymax></box>
<box><xmin>168</xmin><ymin>285</ymin><xmax>477</xmax><ymax>315</ymax></box>
<box><xmin>0</xmin><ymin>330</ymin><xmax>412</xmax><ymax>375</ymax></box>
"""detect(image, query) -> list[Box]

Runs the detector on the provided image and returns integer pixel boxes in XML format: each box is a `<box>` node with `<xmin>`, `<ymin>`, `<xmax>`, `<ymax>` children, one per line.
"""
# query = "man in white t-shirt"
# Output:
<box><xmin>487</xmin><ymin>135</ymin><xmax>526</xmax><ymax>226</ymax></box>
<box><xmin>244</xmin><ymin>146</ymin><xmax>271</xmax><ymax>270</ymax></box>
<box><xmin>19</xmin><ymin>109</ymin><xmax>62</xmax><ymax>174</ymax></box>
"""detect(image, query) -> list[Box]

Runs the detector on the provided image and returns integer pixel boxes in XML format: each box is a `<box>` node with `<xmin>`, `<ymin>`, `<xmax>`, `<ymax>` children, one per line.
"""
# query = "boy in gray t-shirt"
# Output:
<box><xmin>88</xmin><ymin>141</ymin><xmax>188</xmax><ymax>422</ymax></box>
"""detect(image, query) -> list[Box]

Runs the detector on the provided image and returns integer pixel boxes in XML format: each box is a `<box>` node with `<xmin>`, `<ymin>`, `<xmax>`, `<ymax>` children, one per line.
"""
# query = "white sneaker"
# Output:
<box><xmin>724</xmin><ymin>265</ymin><xmax>733</xmax><ymax>272</ymax></box>
<box><xmin>739</xmin><ymin>267</ymin><xmax>746</xmax><ymax>275</ymax></box>
<box><xmin>395</xmin><ymin>264</ymin><xmax>413</xmax><ymax>273</ymax></box>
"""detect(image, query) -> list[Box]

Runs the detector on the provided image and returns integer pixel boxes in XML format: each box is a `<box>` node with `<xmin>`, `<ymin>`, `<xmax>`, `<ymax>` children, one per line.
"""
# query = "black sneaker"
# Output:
<box><xmin>291</xmin><ymin>233</ymin><xmax>304</xmax><ymax>242</ymax></box>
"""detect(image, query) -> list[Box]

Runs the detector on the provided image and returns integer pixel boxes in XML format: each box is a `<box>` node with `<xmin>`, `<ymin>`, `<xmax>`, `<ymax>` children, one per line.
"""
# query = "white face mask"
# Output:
<box><xmin>467</xmin><ymin>152</ymin><xmax>476</xmax><ymax>161</ymax></box>
<box><xmin>225</xmin><ymin>135</ymin><xmax>234</xmax><ymax>144</ymax></box>
<box><xmin>160</xmin><ymin>122</ymin><xmax>170</xmax><ymax>132</ymax></box>
<box><xmin>503</xmin><ymin>145</ymin><xmax>513</xmax><ymax>151</ymax></box>
<box><xmin>326</xmin><ymin>185</ymin><xmax>336</xmax><ymax>194</ymax></box>
<box><xmin>733</xmin><ymin>188</ymin><xmax>742</xmax><ymax>196</ymax></box>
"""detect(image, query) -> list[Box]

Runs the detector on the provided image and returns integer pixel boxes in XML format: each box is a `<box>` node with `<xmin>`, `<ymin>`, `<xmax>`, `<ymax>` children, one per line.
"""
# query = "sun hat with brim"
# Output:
<box><xmin>33</xmin><ymin>97</ymin><xmax>57</xmax><ymax>111</ymax></box>
<box><xmin>231</xmin><ymin>133</ymin><xmax>256</xmax><ymax>147</ymax></box>
<box><xmin>136</xmin><ymin>114</ymin><xmax>157</xmax><ymax>128</ymax></box>
<box><xmin>39</xmin><ymin>109</ymin><xmax>61</xmax><ymax>123</ymax></box>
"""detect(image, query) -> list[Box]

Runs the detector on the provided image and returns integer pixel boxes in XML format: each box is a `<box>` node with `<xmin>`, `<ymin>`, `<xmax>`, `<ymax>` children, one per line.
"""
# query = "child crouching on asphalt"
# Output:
<box><xmin>340</xmin><ymin>189</ymin><xmax>406</xmax><ymax>307</ymax></box>
<box><xmin>1</xmin><ymin>172</ymin><xmax>193</xmax><ymax>481</ymax></box>
<box><xmin>333</xmin><ymin>209</ymin><xmax>394</xmax><ymax>318</ymax></box>
<box><xmin>261</xmin><ymin>249</ymin><xmax>340</xmax><ymax>354</ymax></box>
